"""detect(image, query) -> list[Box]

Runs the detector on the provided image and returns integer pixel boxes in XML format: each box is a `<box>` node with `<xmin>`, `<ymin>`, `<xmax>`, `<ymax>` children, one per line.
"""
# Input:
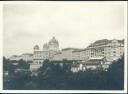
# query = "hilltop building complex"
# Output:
<box><xmin>30</xmin><ymin>37</ymin><xmax>124</xmax><ymax>71</ymax></box>
<box><xmin>9</xmin><ymin>37</ymin><xmax>124</xmax><ymax>72</ymax></box>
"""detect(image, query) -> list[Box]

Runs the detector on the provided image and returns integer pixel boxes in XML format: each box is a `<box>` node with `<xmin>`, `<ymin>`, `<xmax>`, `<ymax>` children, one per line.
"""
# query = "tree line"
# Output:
<box><xmin>3</xmin><ymin>56</ymin><xmax>124</xmax><ymax>90</ymax></box>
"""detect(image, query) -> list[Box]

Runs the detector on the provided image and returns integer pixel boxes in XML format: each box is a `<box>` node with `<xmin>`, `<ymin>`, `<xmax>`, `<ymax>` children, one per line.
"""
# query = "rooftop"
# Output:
<box><xmin>88</xmin><ymin>39</ymin><xmax>124</xmax><ymax>47</ymax></box>
<box><xmin>62</xmin><ymin>48</ymin><xmax>82</xmax><ymax>51</ymax></box>
<box><xmin>22</xmin><ymin>53</ymin><xmax>33</xmax><ymax>56</ymax></box>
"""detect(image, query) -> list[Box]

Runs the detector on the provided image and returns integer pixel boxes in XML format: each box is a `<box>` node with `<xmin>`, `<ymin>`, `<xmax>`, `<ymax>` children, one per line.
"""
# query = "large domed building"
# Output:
<box><xmin>48</xmin><ymin>36</ymin><xmax>59</xmax><ymax>51</ymax></box>
<box><xmin>31</xmin><ymin>37</ymin><xmax>60</xmax><ymax>71</ymax></box>
<box><xmin>42</xmin><ymin>36</ymin><xmax>59</xmax><ymax>51</ymax></box>
<box><xmin>31</xmin><ymin>37</ymin><xmax>124</xmax><ymax>72</ymax></box>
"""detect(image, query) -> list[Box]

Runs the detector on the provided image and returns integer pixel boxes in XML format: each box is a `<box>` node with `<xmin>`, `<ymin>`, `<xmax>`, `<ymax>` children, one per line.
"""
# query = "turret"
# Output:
<box><xmin>34</xmin><ymin>45</ymin><xmax>40</xmax><ymax>52</ymax></box>
<box><xmin>43</xmin><ymin>43</ymin><xmax>49</xmax><ymax>51</ymax></box>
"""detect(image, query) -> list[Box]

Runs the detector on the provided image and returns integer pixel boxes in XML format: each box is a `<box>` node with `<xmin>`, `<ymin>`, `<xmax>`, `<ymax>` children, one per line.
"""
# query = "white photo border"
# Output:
<box><xmin>0</xmin><ymin>1</ymin><xmax>127</xmax><ymax>93</ymax></box>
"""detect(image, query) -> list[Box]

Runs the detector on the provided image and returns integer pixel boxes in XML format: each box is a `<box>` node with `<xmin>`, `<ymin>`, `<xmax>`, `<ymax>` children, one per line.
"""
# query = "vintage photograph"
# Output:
<box><xmin>3</xmin><ymin>2</ymin><xmax>126</xmax><ymax>90</ymax></box>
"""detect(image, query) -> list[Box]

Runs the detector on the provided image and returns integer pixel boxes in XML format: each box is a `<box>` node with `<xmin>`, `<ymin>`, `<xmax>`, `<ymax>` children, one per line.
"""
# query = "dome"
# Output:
<box><xmin>48</xmin><ymin>36</ymin><xmax>59</xmax><ymax>45</ymax></box>
<box><xmin>43</xmin><ymin>43</ymin><xmax>49</xmax><ymax>49</ymax></box>
<box><xmin>43</xmin><ymin>43</ymin><xmax>48</xmax><ymax>47</ymax></box>
<box><xmin>34</xmin><ymin>45</ymin><xmax>39</xmax><ymax>50</ymax></box>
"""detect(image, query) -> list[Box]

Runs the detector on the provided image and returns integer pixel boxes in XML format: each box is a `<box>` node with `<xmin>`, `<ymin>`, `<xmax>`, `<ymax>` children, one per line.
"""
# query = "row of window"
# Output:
<box><xmin>34</xmin><ymin>61</ymin><xmax>43</xmax><ymax>64</ymax></box>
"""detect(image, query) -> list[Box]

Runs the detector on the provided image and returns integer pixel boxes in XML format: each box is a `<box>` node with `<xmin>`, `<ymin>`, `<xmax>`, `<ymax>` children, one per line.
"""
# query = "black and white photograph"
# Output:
<box><xmin>2</xmin><ymin>1</ymin><xmax>127</xmax><ymax>92</ymax></box>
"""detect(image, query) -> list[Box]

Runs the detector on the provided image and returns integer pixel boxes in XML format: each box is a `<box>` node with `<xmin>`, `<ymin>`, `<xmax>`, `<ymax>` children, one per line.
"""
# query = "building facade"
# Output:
<box><xmin>33</xmin><ymin>38</ymin><xmax>124</xmax><ymax>62</ymax></box>
<box><xmin>31</xmin><ymin>37</ymin><xmax>60</xmax><ymax>71</ymax></box>
<box><xmin>86</xmin><ymin>39</ymin><xmax>124</xmax><ymax>61</ymax></box>
<box><xmin>21</xmin><ymin>53</ymin><xmax>33</xmax><ymax>62</ymax></box>
<box><xmin>10</xmin><ymin>53</ymin><xmax>33</xmax><ymax>62</ymax></box>
<box><xmin>70</xmin><ymin>39</ymin><xmax>124</xmax><ymax>62</ymax></box>
<box><xmin>31</xmin><ymin>38</ymin><xmax>124</xmax><ymax>71</ymax></box>
<box><xmin>52</xmin><ymin>48</ymin><xmax>82</xmax><ymax>61</ymax></box>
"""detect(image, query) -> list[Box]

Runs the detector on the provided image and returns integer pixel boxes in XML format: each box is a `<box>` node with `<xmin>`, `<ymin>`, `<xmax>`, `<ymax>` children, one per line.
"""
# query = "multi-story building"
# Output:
<box><xmin>33</xmin><ymin>36</ymin><xmax>60</xmax><ymax>62</ymax></box>
<box><xmin>10</xmin><ymin>53</ymin><xmax>33</xmax><ymax>62</ymax></box>
<box><xmin>45</xmin><ymin>38</ymin><xmax>124</xmax><ymax>62</ymax></box>
<box><xmin>86</xmin><ymin>39</ymin><xmax>124</xmax><ymax>61</ymax></box>
<box><xmin>70</xmin><ymin>39</ymin><xmax>124</xmax><ymax>62</ymax></box>
<box><xmin>9</xmin><ymin>37</ymin><xmax>124</xmax><ymax>72</ymax></box>
<box><xmin>31</xmin><ymin>38</ymin><xmax>124</xmax><ymax>71</ymax></box>
<box><xmin>9</xmin><ymin>53</ymin><xmax>33</xmax><ymax>66</ymax></box>
<box><xmin>30</xmin><ymin>37</ymin><xmax>60</xmax><ymax>71</ymax></box>
<box><xmin>21</xmin><ymin>53</ymin><xmax>33</xmax><ymax>62</ymax></box>
<box><xmin>72</xmin><ymin>50</ymin><xmax>82</xmax><ymax>61</ymax></box>
<box><xmin>53</xmin><ymin>48</ymin><xmax>81</xmax><ymax>61</ymax></box>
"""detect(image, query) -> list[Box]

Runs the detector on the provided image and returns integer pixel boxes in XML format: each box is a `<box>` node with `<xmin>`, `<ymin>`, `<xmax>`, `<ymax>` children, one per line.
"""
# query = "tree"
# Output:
<box><xmin>106</xmin><ymin>56</ymin><xmax>124</xmax><ymax>90</ymax></box>
<box><xmin>3</xmin><ymin>57</ymin><xmax>16</xmax><ymax>75</ymax></box>
<box><xmin>6</xmin><ymin>71</ymin><xmax>31</xmax><ymax>90</ymax></box>
<box><xmin>17</xmin><ymin>59</ymin><xmax>30</xmax><ymax>69</ymax></box>
<box><xmin>4</xmin><ymin>56</ymin><xmax>124</xmax><ymax>90</ymax></box>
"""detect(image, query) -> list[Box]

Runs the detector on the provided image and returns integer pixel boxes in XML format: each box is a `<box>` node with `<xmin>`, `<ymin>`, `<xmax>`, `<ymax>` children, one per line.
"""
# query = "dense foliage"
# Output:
<box><xmin>3</xmin><ymin>56</ymin><xmax>124</xmax><ymax>90</ymax></box>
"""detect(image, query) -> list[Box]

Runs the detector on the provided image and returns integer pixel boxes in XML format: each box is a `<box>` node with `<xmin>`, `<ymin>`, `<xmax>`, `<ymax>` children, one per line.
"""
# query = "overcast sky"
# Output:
<box><xmin>3</xmin><ymin>3</ymin><xmax>125</xmax><ymax>57</ymax></box>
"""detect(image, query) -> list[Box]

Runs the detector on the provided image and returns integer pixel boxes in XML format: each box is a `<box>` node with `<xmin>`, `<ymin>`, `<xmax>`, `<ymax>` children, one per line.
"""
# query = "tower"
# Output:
<box><xmin>48</xmin><ymin>36</ymin><xmax>59</xmax><ymax>51</ymax></box>
<box><xmin>34</xmin><ymin>45</ymin><xmax>40</xmax><ymax>52</ymax></box>
<box><xmin>43</xmin><ymin>43</ymin><xmax>49</xmax><ymax>51</ymax></box>
<box><xmin>48</xmin><ymin>37</ymin><xmax>59</xmax><ymax>60</ymax></box>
